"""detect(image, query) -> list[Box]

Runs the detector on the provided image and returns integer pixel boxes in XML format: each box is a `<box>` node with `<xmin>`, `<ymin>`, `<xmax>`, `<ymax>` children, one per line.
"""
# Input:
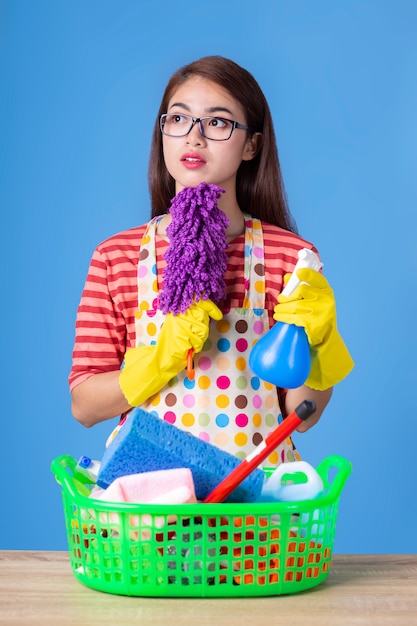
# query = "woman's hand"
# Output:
<box><xmin>274</xmin><ymin>269</ymin><xmax>354</xmax><ymax>390</ymax></box>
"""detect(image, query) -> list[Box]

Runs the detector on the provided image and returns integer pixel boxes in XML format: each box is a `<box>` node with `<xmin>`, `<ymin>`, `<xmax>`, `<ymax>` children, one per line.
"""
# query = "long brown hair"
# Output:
<box><xmin>148</xmin><ymin>56</ymin><xmax>297</xmax><ymax>233</ymax></box>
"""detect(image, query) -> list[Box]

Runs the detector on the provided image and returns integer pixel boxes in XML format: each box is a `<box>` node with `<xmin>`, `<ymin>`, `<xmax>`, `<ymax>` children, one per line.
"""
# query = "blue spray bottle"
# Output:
<box><xmin>249</xmin><ymin>248</ymin><xmax>323</xmax><ymax>388</ymax></box>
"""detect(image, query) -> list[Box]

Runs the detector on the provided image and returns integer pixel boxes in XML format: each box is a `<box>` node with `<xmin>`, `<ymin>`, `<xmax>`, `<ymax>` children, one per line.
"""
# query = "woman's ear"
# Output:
<box><xmin>242</xmin><ymin>132</ymin><xmax>263</xmax><ymax>161</ymax></box>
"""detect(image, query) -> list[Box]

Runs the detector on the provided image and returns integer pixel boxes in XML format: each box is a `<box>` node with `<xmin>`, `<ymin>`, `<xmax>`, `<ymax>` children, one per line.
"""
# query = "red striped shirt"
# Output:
<box><xmin>69</xmin><ymin>221</ymin><xmax>318</xmax><ymax>390</ymax></box>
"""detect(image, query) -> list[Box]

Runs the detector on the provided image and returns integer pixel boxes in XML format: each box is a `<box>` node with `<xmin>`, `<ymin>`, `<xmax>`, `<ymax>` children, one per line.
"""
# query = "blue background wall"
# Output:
<box><xmin>1</xmin><ymin>0</ymin><xmax>416</xmax><ymax>553</ymax></box>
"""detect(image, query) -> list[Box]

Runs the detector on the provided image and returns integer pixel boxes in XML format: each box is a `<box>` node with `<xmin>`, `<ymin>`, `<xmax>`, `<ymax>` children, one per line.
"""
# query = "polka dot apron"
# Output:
<box><xmin>133</xmin><ymin>215</ymin><xmax>299</xmax><ymax>467</ymax></box>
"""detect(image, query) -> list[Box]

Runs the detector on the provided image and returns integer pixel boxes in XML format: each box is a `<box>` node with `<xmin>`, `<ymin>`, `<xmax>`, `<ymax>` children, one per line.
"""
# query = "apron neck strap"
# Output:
<box><xmin>242</xmin><ymin>214</ymin><xmax>266</xmax><ymax>310</ymax></box>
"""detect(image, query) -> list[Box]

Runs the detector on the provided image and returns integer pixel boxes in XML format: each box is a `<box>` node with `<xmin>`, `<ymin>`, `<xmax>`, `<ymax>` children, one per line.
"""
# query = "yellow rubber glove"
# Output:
<box><xmin>119</xmin><ymin>299</ymin><xmax>223</xmax><ymax>406</ymax></box>
<box><xmin>273</xmin><ymin>268</ymin><xmax>354</xmax><ymax>390</ymax></box>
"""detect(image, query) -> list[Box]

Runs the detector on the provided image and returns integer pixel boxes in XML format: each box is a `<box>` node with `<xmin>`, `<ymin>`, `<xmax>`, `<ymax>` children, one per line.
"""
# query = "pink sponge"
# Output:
<box><xmin>97</xmin><ymin>408</ymin><xmax>265</xmax><ymax>503</ymax></box>
<box><xmin>95</xmin><ymin>468</ymin><xmax>197</xmax><ymax>505</ymax></box>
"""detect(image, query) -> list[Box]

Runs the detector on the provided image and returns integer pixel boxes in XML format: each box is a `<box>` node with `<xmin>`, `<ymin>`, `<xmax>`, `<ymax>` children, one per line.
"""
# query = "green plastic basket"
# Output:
<box><xmin>51</xmin><ymin>454</ymin><xmax>351</xmax><ymax>597</ymax></box>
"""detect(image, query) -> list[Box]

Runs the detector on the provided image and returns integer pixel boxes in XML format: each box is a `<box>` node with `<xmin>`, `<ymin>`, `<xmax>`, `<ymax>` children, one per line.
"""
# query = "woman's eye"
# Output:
<box><xmin>209</xmin><ymin>117</ymin><xmax>228</xmax><ymax>128</ymax></box>
<box><xmin>171</xmin><ymin>114</ymin><xmax>188</xmax><ymax>124</ymax></box>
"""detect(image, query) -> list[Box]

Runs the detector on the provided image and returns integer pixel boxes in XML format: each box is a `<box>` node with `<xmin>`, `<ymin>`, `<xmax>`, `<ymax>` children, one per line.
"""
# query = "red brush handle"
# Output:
<box><xmin>203</xmin><ymin>400</ymin><xmax>316</xmax><ymax>504</ymax></box>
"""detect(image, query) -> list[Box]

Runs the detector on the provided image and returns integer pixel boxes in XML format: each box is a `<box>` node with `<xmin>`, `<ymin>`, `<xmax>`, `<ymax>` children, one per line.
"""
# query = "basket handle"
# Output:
<box><xmin>316</xmin><ymin>455</ymin><xmax>352</xmax><ymax>499</ymax></box>
<box><xmin>51</xmin><ymin>455</ymin><xmax>92</xmax><ymax>499</ymax></box>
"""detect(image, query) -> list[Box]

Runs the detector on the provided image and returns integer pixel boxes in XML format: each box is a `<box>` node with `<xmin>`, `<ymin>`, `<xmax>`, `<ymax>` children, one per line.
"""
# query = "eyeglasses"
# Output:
<box><xmin>160</xmin><ymin>113</ymin><xmax>253</xmax><ymax>141</ymax></box>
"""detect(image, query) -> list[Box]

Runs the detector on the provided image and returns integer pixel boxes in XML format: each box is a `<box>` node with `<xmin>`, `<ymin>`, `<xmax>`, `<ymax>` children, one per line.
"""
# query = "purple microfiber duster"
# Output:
<box><xmin>159</xmin><ymin>182</ymin><xmax>229</xmax><ymax>315</ymax></box>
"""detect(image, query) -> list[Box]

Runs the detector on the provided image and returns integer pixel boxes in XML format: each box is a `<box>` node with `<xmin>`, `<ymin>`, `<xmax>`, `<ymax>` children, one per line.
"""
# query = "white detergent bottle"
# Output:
<box><xmin>258</xmin><ymin>461</ymin><xmax>323</xmax><ymax>502</ymax></box>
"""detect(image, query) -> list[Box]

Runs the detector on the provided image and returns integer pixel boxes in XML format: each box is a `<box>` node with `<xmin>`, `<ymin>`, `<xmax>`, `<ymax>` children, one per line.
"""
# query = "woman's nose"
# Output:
<box><xmin>186</xmin><ymin>121</ymin><xmax>206</xmax><ymax>145</ymax></box>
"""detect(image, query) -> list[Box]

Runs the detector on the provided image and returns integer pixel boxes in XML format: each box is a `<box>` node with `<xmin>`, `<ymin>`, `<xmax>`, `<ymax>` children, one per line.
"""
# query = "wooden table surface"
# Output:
<box><xmin>0</xmin><ymin>551</ymin><xmax>416</xmax><ymax>625</ymax></box>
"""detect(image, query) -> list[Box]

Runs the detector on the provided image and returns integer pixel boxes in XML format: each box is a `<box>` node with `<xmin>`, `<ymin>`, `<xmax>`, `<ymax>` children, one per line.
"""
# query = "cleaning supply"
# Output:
<box><xmin>95</xmin><ymin>468</ymin><xmax>197</xmax><ymax>505</ymax></box>
<box><xmin>273</xmin><ymin>266</ymin><xmax>354</xmax><ymax>390</ymax></box>
<box><xmin>258</xmin><ymin>461</ymin><xmax>326</xmax><ymax>538</ymax></box>
<box><xmin>160</xmin><ymin>182</ymin><xmax>228</xmax><ymax>315</ymax></box>
<box><xmin>159</xmin><ymin>182</ymin><xmax>229</xmax><ymax>378</ymax></box>
<box><xmin>257</xmin><ymin>460</ymin><xmax>324</xmax><ymax>502</ymax></box>
<box><xmin>119</xmin><ymin>299</ymin><xmax>222</xmax><ymax>406</ymax></box>
<box><xmin>96</xmin><ymin>407</ymin><xmax>265</xmax><ymax>503</ymax></box>
<box><xmin>76</xmin><ymin>456</ymin><xmax>101</xmax><ymax>482</ymax></box>
<box><xmin>203</xmin><ymin>400</ymin><xmax>316</xmax><ymax>503</ymax></box>
<box><xmin>249</xmin><ymin>248</ymin><xmax>322</xmax><ymax>388</ymax></box>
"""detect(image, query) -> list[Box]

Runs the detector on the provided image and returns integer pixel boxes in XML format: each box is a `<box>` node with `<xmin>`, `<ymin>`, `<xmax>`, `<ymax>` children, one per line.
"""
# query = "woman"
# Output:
<box><xmin>69</xmin><ymin>56</ymin><xmax>353</xmax><ymax>465</ymax></box>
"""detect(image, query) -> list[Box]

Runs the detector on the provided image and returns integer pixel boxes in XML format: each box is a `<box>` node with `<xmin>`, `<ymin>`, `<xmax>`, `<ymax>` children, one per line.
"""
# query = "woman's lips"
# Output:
<box><xmin>181</xmin><ymin>153</ymin><xmax>206</xmax><ymax>169</ymax></box>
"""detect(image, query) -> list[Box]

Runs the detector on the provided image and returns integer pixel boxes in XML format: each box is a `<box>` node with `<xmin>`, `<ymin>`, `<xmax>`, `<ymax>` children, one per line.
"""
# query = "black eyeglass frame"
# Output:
<box><xmin>159</xmin><ymin>113</ymin><xmax>254</xmax><ymax>141</ymax></box>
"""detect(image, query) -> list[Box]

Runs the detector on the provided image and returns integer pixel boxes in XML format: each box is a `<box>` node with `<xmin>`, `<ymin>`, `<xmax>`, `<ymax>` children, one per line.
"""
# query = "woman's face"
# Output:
<box><xmin>162</xmin><ymin>77</ymin><xmax>256</xmax><ymax>197</ymax></box>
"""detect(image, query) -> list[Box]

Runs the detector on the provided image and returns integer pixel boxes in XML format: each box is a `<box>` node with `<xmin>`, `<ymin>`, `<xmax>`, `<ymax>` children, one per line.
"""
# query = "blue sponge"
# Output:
<box><xmin>97</xmin><ymin>407</ymin><xmax>265</xmax><ymax>503</ymax></box>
